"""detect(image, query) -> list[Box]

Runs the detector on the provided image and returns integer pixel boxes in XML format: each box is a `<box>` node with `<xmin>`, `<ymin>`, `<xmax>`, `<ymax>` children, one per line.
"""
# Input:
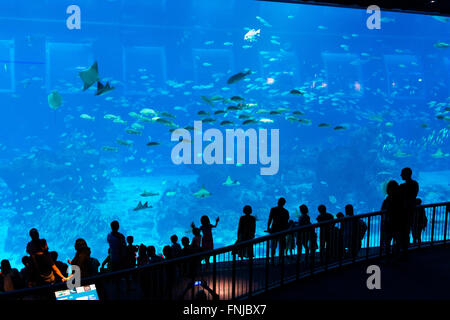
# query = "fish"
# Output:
<box><xmin>231</xmin><ymin>96</ymin><xmax>244</xmax><ymax>102</ymax></box>
<box><xmin>80</xmin><ymin>114</ymin><xmax>95</xmax><ymax>121</ymax></box>
<box><xmin>223</xmin><ymin>176</ymin><xmax>240</xmax><ymax>186</ymax></box>
<box><xmin>48</xmin><ymin>90</ymin><xmax>62</xmax><ymax>110</ymax></box>
<box><xmin>95</xmin><ymin>81</ymin><xmax>115</xmax><ymax>96</ymax></box>
<box><xmin>146</xmin><ymin>141</ymin><xmax>160</xmax><ymax>146</ymax></box>
<box><xmin>290</xmin><ymin>89</ymin><xmax>304</xmax><ymax>95</ymax></box>
<box><xmin>193</xmin><ymin>185</ymin><xmax>212</xmax><ymax>198</ymax></box>
<box><xmin>242</xmin><ymin>119</ymin><xmax>258</xmax><ymax>125</ymax></box>
<box><xmin>259</xmin><ymin>118</ymin><xmax>274</xmax><ymax>124</ymax></box>
<box><xmin>244</xmin><ymin>29</ymin><xmax>260</xmax><ymax>42</ymax></box>
<box><xmin>126</xmin><ymin>128</ymin><xmax>142</xmax><ymax>135</ymax></box>
<box><xmin>255</xmin><ymin>16</ymin><xmax>272</xmax><ymax>27</ymax></box>
<box><xmin>432</xmin><ymin>16</ymin><xmax>450</xmax><ymax>23</ymax></box>
<box><xmin>102</xmin><ymin>146</ymin><xmax>118</xmax><ymax>152</ymax></box>
<box><xmin>116</xmin><ymin>139</ymin><xmax>133</xmax><ymax>147</ymax></box>
<box><xmin>133</xmin><ymin>201</ymin><xmax>152</xmax><ymax>211</ymax></box>
<box><xmin>202</xmin><ymin>118</ymin><xmax>216</xmax><ymax>123</ymax></box>
<box><xmin>334</xmin><ymin>126</ymin><xmax>346</xmax><ymax>130</ymax></box>
<box><xmin>140</xmin><ymin>108</ymin><xmax>158</xmax><ymax>116</ymax></box>
<box><xmin>79</xmin><ymin>61</ymin><xmax>100</xmax><ymax>91</ymax></box>
<box><xmin>227</xmin><ymin>70</ymin><xmax>251</xmax><ymax>84</ymax></box>
<box><xmin>431</xmin><ymin>148</ymin><xmax>450</xmax><ymax>158</ymax></box>
<box><xmin>434</xmin><ymin>42</ymin><xmax>450</xmax><ymax>49</ymax></box>
<box><xmin>198</xmin><ymin>110</ymin><xmax>210</xmax><ymax>116</ymax></box>
<box><xmin>220</xmin><ymin>120</ymin><xmax>234</xmax><ymax>126</ymax></box>
<box><xmin>393</xmin><ymin>150</ymin><xmax>412</xmax><ymax>158</ymax></box>
<box><xmin>140</xmin><ymin>191</ymin><xmax>160</xmax><ymax>197</ymax></box>
<box><xmin>318</xmin><ymin>123</ymin><xmax>331</xmax><ymax>128</ymax></box>
<box><xmin>214</xmin><ymin>110</ymin><xmax>226</xmax><ymax>115</ymax></box>
<box><xmin>329</xmin><ymin>195</ymin><xmax>337</xmax><ymax>204</ymax></box>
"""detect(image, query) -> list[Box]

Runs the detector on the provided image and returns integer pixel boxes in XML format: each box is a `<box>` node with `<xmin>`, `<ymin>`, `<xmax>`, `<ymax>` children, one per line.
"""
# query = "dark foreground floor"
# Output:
<box><xmin>251</xmin><ymin>244</ymin><xmax>450</xmax><ymax>300</ymax></box>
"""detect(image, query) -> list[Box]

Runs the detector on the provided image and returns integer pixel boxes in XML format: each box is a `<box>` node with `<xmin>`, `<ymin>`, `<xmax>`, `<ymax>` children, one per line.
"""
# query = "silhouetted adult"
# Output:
<box><xmin>31</xmin><ymin>239</ymin><xmax>67</xmax><ymax>285</ymax></box>
<box><xmin>1</xmin><ymin>260</ymin><xmax>23</xmax><ymax>292</ymax></box>
<box><xmin>20</xmin><ymin>256</ymin><xmax>35</xmax><ymax>288</ymax></box>
<box><xmin>126</xmin><ymin>236</ymin><xmax>138</xmax><ymax>268</ymax></box>
<box><xmin>398</xmin><ymin>168</ymin><xmax>419</xmax><ymax>259</ymax></box>
<box><xmin>70</xmin><ymin>239</ymin><xmax>99</xmax><ymax>278</ymax></box>
<box><xmin>107</xmin><ymin>221</ymin><xmax>127</xmax><ymax>271</ymax></box>
<box><xmin>170</xmin><ymin>235</ymin><xmax>182</xmax><ymax>258</ymax></box>
<box><xmin>147</xmin><ymin>246</ymin><xmax>163</xmax><ymax>264</ymax></box>
<box><xmin>297</xmin><ymin>205</ymin><xmax>315</xmax><ymax>263</ymax></box>
<box><xmin>26</xmin><ymin>228</ymin><xmax>42</xmax><ymax>256</ymax></box>
<box><xmin>316</xmin><ymin>205</ymin><xmax>334</xmax><ymax>263</ymax></box>
<box><xmin>411</xmin><ymin>198</ymin><xmax>427</xmax><ymax>245</ymax></box>
<box><xmin>267</xmin><ymin>198</ymin><xmax>290</xmax><ymax>264</ymax></box>
<box><xmin>236</xmin><ymin>205</ymin><xmax>256</xmax><ymax>259</ymax></box>
<box><xmin>343</xmin><ymin>204</ymin><xmax>364</xmax><ymax>258</ymax></box>
<box><xmin>382</xmin><ymin>180</ymin><xmax>402</xmax><ymax>256</ymax></box>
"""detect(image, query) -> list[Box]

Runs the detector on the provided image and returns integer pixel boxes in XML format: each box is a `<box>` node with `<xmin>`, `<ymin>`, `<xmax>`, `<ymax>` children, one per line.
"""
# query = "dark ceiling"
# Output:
<box><xmin>258</xmin><ymin>0</ymin><xmax>450</xmax><ymax>16</ymax></box>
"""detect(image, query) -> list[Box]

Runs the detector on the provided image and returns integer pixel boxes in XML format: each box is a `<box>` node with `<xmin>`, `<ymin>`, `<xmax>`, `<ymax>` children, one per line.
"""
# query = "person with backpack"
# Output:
<box><xmin>411</xmin><ymin>198</ymin><xmax>427</xmax><ymax>245</ymax></box>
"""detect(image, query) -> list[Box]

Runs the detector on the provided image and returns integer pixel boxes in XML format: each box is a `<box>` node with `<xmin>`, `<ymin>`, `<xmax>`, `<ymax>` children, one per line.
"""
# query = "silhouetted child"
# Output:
<box><xmin>170</xmin><ymin>235</ymin><xmax>182</xmax><ymax>258</ymax></box>
<box><xmin>181</xmin><ymin>237</ymin><xmax>192</xmax><ymax>256</ymax></box>
<box><xmin>147</xmin><ymin>246</ymin><xmax>163</xmax><ymax>264</ymax></box>
<box><xmin>126</xmin><ymin>236</ymin><xmax>138</xmax><ymax>268</ymax></box>
<box><xmin>192</xmin><ymin>215</ymin><xmax>219</xmax><ymax>270</ymax></box>
<box><xmin>411</xmin><ymin>198</ymin><xmax>427</xmax><ymax>244</ymax></box>
<box><xmin>285</xmin><ymin>220</ymin><xmax>296</xmax><ymax>257</ymax></box>
<box><xmin>137</xmin><ymin>244</ymin><xmax>149</xmax><ymax>266</ymax></box>
<box><xmin>191</xmin><ymin>227</ymin><xmax>202</xmax><ymax>252</ymax></box>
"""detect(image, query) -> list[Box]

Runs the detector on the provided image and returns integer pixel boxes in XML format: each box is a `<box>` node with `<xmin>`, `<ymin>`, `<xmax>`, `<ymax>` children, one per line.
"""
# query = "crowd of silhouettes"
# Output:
<box><xmin>0</xmin><ymin>167</ymin><xmax>445</xmax><ymax>293</ymax></box>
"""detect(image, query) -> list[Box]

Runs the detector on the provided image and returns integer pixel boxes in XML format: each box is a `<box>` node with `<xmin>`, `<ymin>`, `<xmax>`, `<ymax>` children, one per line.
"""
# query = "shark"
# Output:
<box><xmin>140</xmin><ymin>191</ymin><xmax>160</xmax><ymax>197</ymax></box>
<box><xmin>79</xmin><ymin>61</ymin><xmax>100</xmax><ymax>91</ymax></box>
<box><xmin>95</xmin><ymin>81</ymin><xmax>115</xmax><ymax>96</ymax></box>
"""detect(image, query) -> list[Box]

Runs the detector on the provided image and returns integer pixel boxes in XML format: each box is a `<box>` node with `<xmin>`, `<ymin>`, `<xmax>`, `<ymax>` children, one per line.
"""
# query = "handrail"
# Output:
<box><xmin>1</xmin><ymin>201</ymin><xmax>449</xmax><ymax>300</ymax></box>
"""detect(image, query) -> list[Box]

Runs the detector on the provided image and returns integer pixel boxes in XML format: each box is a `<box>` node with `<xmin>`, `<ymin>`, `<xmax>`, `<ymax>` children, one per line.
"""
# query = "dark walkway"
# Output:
<box><xmin>251</xmin><ymin>244</ymin><xmax>450</xmax><ymax>300</ymax></box>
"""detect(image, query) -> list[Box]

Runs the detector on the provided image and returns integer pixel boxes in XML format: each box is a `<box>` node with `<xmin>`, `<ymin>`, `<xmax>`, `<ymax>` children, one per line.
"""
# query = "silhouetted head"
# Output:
<box><xmin>200</xmin><ymin>215</ymin><xmax>210</xmax><ymax>226</ymax></box>
<box><xmin>401</xmin><ymin>167</ymin><xmax>412</xmax><ymax>181</ymax></box>
<box><xmin>193</xmin><ymin>227</ymin><xmax>201</xmax><ymax>237</ymax></box>
<box><xmin>318</xmin><ymin>205</ymin><xmax>326</xmax><ymax>214</ymax></box>
<box><xmin>181</xmin><ymin>237</ymin><xmax>190</xmax><ymax>247</ymax></box>
<box><xmin>243</xmin><ymin>205</ymin><xmax>252</xmax><ymax>215</ymax></box>
<box><xmin>75</xmin><ymin>238</ymin><xmax>88</xmax><ymax>252</ymax></box>
<box><xmin>50</xmin><ymin>251</ymin><xmax>58</xmax><ymax>261</ymax></box>
<box><xmin>416</xmin><ymin>198</ymin><xmax>422</xmax><ymax>205</ymax></box>
<box><xmin>386</xmin><ymin>180</ymin><xmax>399</xmax><ymax>196</ymax></box>
<box><xmin>336</xmin><ymin>212</ymin><xmax>344</xmax><ymax>219</ymax></box>
<box><xmin>288</xmin><ymin>220</ymin><xmax>294</xmax><ymax>226</ymax></box>
<box><xmin>163</xmin><ymin>245</ymin><xmax>172</xmax><ymax>259</ymax></box>
<box><xmin>127</xmin><ymin>236</ymin><xmax>134</xmax><ymax>245</ymax></box>
<box><xmin>299</xmin><ymin>204</ymin><xmax>309</xmax><ymax>215</ymax></box>
<box><xmin>22</xmin><ymin>256</ymin><xmax>31</xmax><ymax>267</ymax></box>
<box><xmin>29</xmin><ymin>228</ymin><xmax>39</xmax><ymax>241</ymax></box>
<box><xmin>0</xmin><ymin>260</ymin><xmax>11</xmax><ymax>274</ymax></box>
<box><xmin>170</xmin><ymin>235</ymin><xmax>178</xmax><ymax>244</ymax></box>
<box><xmin>138</xmin><ymin>244</ymin><xmax>147</xmax><ymax>256</ymax></box>
<box><xmin>345</xmin><ymin>204</ymin><xmax>354</xmax><ymax>216</ymax></box>
<box><xmin>110</xmin><ymin>220</ymin><xmax>119</xmax><ymax>232</ymax></box>
<box><xmin>277</xmin><ymin>197</ymin><xmax>286</xmax><ymax>207</ymax></box>
<box><xmin>147</xmin><ymin>245</ymin><xmax>156</xmax><ymax>257</ymax></box>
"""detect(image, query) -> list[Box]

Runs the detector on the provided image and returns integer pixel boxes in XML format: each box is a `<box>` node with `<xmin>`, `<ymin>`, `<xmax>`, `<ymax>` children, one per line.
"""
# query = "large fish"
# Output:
<box><xmin>79</xmin><ymin>61</ymin><xmax>100</xmax><ymax>91</ymax></box>
<box><xmin>95</xmin><ymin>81</ymin><xmax>115</xmax><ymax>96</ymax></box>
<box><xmin>227</xmin><ymin>70</ymin><xmax>251</xmax><ymax>84</ymax></box>
<box><xmin>48</xmin><ymin>90</ymin><xmax>62</xmax><ymax>110</ymax></box>
<box><xmin>193</xmin><ymin>186</ymin><xmax>212</xmax><ymax>198</ymax></box>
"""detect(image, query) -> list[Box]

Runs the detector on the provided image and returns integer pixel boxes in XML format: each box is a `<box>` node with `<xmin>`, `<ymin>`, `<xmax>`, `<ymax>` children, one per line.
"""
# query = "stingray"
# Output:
<box><xmin>193</xmin><ymin>185</ymin><xmax>212</xmax><ymax>198</ymax></box>
<box><xmin>223</xmin><ymin>176</ymin><xmax>240</xmax><ymax>186</ymax></box>
<box><xmin>79</xmin><ymin>61</ymin><xmax>100</xmax><ymax>91</ymax></box>
<box><xmin>95</xmin><ymin>81</ymin><xmax>115</xmax><ymax>96</ymax></box>
<box><xmin>133</xmin><ymin>201</ymin><xmax>152</xmax><ymax>211</ymax></box>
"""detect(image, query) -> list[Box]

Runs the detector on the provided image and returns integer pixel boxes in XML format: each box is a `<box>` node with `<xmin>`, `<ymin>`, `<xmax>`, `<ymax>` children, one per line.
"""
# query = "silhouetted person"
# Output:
<box><xmin>1</xmin><ymin>260</ymin><xmax>24</xmax><ymax>292</ymax></box>
<box><xmin>191</xmin><ymin>227</ymin><xmax>202</xmax><ymax>252</ymax></box>
<box><xmin>31</xmin><ymin>239</ymin><xmax>67</xmax><ymax>285</ymax></box>
<box><xmin>148</xmin><ymin>246</ymin><xmax>163</xmax><ymax>264</ymax></box>
<box><xmin>411</xmin><ymin>198</ymin><xmax>427</xmax><ymax>245</ymax></box>
<box><xmin>50</xmin><ymin>251</ymin><xmax>68</xmax><ymax>280</ymax></box>
<box><xmin>163</xmin><ymin>245</ymin><xmax>172</xmax><ymax>260</ymax></box>
<box><xmin>20</xmin><ymin>256</ymin><xmax>35</xmax><ymax>288</ymax></box>
<box><xmin>285</xmin><ymin>220</ymin><xmax>296</xmax><ymax>257</ymax></box>
<box><xmin>336</xmin><ymin>212</ymin><xmax>344</xmax><ymax>219</ymax></box>
<box><xmin>382</xmin><ymin>180</ymin><xmax>403</xmax><ymax>257</ymax></box>
<box><xmin>170</xmin><ymin>235</ymin><xmax>182</xmax><ymax>258</ymax></box>
<box><xmin>192</xmin><ymin>215</ymin><xmax>219</xmax><ymax>270</ymax></box>
<box><xmin>398</xmin><ymin>168</ymin><xmax>419</xmax><ymax>259</ymax></box>
<box><xmin>181</xmin><ymin>237</ymin><xmax>193</xmax><ymax>257</ymax></box>
<box><xmin>316</xmin><ymin>205</ymin><xmax>334</xmax><ymax>263</ymax></box>
<box><xmin>126</xmin><ymin>236</ymin><xmax>138</xmax><ymax>268</ymax></box>
<box><xmin>343</xmin><ymin>204</ymin><xmax>364</xmax><ymax>258</ymax></box>
<box><xmin>236</xmin><ymin>205</ymin><xmax>256</xmax><ymax>259</ymax></box>
<box><xmin>267</xmin><ymin>198</ymin><xmax>290</xmax><ymax>264</ymax></box>
<box><xmin>137</xmin><ymin>244</ymin><xmax>149</xmax><ymax>266</ymax></box>
<box><xmin>297</xmin><ymin>205</ymin><xmax>315</xmax><ymax>263</ymax></box>
<box><xmin>100</xmin><ymin>248</ymin><xmax>111</xmax><ymax>273</ymax></box>
<box><xmin>26</xmin><ymin>228</ymin><xmax>42</xmax><ymax>256</ymax></box>
<box><xmin>69</xmin><ymin>238</ymin><xmax>99</xmax><ymax>278</ymax></box>
<box><xmin>107</xmin><ymin>220</ymin><xmax>127</xmax><ymax>271</ymax></box>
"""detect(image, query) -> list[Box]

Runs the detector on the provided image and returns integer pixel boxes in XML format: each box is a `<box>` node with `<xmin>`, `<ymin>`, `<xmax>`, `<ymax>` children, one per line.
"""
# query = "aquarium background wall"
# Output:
<box><xmin>0</xmin><ymin>0</ymin><xmax>449</xmax><ymax>268</ymax></box>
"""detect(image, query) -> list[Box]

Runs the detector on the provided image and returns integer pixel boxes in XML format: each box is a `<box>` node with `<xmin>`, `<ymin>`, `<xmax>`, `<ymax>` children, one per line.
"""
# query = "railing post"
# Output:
<box><xmin>431</xmin><ymin>206</ymin><xmax>436</xmax><ymax>245</ymax></box>
<box><xmin>213</xmin><ymin>254</ymin><xmax>217</xmax><ymax>295</ymax></box>
<box><xmin>444</xmin><ymin>205</ymin><xmax>448</xmax><ymax>243</ymax></box>
<box><xmin>310</xmin><ymin>228</ymin><xmax>315</xmax><ymax>275</ymax></box>
<box><xmin>280</xmin><ymin>233</ymin><xmax>285</xmax><ymax>287</ymax></box>
<box><xmin>366</xmin><ymin>216</ymin><xmax>371</xmax><ymax>260</ymax></box>
<box><xmin>232</xmin><ymin>252</ymin><xmax>236</xmax><ymax>300</ymax></box>
<box><xmin>248</xmin><ymin>244</ymin><xmax>253</xmax><ymax>298</ymax></box>
<box><xmin>265</xmin><ymin>240</ymin><xmax>270</xmax><ymax>292</ymax></box>
<box><xmin>296</xmin><ymin>230</ymin><xmax>300</xmax><ymax>280</ymax></box>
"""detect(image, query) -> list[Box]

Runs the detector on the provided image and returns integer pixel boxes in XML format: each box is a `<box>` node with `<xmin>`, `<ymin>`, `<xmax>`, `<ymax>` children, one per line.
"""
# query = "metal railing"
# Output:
<box><xmin>1</xmin><ymin>201</ymin><xmax>449</xmax><ymax>300</ymax></box>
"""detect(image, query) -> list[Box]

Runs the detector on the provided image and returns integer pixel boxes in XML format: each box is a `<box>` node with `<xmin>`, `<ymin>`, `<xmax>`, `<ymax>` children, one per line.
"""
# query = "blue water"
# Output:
<box><xmin>0</xmin><ymin>0</ymin><xmax>449</xmax><ymax>269</ymax></box>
